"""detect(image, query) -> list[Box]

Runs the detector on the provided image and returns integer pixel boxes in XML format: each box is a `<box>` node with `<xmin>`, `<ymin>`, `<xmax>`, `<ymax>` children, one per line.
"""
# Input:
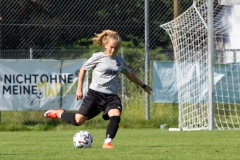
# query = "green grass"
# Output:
<box><xmin>0</xmin><ymin>129</ymin><xmax>240</xmax><ymax>160</ymax></box>
<box><xmin>0</xmin><ymin>102</ymin><xmax>179</xmax><ymax>131</ymax></box>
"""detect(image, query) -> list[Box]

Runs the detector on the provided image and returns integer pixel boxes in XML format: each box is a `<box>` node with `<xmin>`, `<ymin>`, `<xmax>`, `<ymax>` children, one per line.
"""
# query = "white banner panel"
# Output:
<box><xmin>153</xmin><ymin>61</ymin><xmax>240</xmax><ymax>103</ymax></box>
<box><xmin>219</xmin><ymin>0</ymin><xmax>240</xmax><ymax>5</ymax></box>
<box><xmin>0</xmin><ymin>59</ymin><xmax>87</xmax><ymax>111</ymax></box>
<box><xmin>152</xmin><ymin>61</ymin><xmax>178</xmax><ymax>103</ymax></box>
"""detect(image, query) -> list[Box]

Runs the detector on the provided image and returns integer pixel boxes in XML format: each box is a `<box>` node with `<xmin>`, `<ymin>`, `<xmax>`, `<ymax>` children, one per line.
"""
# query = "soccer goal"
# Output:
<box><xmin>160</xmin><ymin>0</ymin><xmax>240</xmax><ymax>131</ymax></box>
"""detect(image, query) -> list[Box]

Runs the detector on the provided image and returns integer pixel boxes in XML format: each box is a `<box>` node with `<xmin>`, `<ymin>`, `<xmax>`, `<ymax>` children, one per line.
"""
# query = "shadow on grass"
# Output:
<box><xmin>22</xmin><ymin>118</ymin><xmax>63</xmax><ymax>126</ymax></box>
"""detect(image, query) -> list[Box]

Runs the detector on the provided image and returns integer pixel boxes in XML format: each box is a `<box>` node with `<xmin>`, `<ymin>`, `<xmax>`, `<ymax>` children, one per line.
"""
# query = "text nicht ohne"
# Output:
<box><xmin>2</xmin><ymin>74</ymin><xmax>77</xmax><ymax>97</ymax></box>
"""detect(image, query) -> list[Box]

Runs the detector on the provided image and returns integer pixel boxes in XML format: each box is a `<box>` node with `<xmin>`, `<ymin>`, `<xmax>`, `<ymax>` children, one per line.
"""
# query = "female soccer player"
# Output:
<box><xmin>44</xmin><ymin>30</ymin><xmax>152</xmax><ymax>148</ymax></box>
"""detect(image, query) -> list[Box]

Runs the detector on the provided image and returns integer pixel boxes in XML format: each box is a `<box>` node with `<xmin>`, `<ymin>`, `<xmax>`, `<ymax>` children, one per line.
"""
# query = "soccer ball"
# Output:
<box><xmin>73</xmin><ymin>130</ymin><xmax>93</xmax><ymax>148</ymax></box>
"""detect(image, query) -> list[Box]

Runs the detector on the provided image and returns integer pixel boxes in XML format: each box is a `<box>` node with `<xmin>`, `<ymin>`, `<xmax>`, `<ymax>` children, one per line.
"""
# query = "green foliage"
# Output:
<box><xmin>1</xmin><ymin>0</ymin><xmax>177</xmax><ymax>49</ymax></box>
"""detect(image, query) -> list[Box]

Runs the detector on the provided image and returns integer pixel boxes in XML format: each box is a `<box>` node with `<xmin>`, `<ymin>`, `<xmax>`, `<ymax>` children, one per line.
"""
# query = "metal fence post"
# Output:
<box><xmin>121</xmin><ymin>47</ymin><xmax>124</xmax><ymax>108</ymax></box>
<box><xmin>30</xmin><ymin>48</ymin><xmax>33</xmax><ymax>59</ymax></box>
<box><xmin>145</xmin><ymin>0</ymin><xmax>150</xmax><ymax>120</ymax></box>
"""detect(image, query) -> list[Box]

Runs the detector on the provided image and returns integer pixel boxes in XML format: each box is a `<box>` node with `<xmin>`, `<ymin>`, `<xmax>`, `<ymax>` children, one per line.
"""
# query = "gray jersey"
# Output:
<box><xmin>83</xmin><ymin>52</ymin><xmax>131</xmax><ymax>94</ymax></box>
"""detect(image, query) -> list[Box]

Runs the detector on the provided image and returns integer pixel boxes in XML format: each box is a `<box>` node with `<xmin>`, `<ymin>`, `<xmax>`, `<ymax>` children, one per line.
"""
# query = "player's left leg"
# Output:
<box><xmin>102</xmin><ymin>108</ymin><xmax>121</xmax><ymax>149</ymax></box>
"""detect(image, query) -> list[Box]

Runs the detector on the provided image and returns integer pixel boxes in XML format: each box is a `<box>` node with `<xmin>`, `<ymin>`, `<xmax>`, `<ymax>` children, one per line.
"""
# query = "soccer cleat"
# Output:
<box><xmin>44</xmin><ymin>109</ymin><xmax>65</xmax><ymax>119</ymax></box>
<box><xmin>102</xmin><ymin>142</ymin><xmax>114</xmax><ymax>149</ymax></box>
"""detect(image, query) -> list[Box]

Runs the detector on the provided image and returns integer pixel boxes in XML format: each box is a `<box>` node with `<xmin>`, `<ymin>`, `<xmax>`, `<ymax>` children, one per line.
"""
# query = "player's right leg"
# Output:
<box><xmin>62</xmin><ymin>113</ymin><xmax>88</xmax><ymax>126</ymax></box>
<box><xmin>44</xmin><ymin>109</ymin><xmax>65</xmax><ymax>119</ymax></box>
<box><xmin>44</xmin><ymin>89</ymin><xmax>98</xmax><ymax>126</ymax></box>
<box><xmin>44</xmin><ymin>109</ymin><xmax>88</xmax><ymax>126</ymax></box>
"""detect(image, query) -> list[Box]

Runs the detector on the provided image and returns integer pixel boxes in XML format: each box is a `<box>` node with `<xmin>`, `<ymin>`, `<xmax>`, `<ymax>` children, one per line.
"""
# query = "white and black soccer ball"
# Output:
<box><xmin>73</xmin><ymin>130</ymin><xmax>93</xmax><ymax>148</ymax></box>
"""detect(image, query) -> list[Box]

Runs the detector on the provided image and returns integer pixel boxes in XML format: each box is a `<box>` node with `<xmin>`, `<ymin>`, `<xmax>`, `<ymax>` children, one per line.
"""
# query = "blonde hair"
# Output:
<box><xmin>92</xmin><ymin>30</ymin><xmax>121</xmax><ymax>46</ymax></box>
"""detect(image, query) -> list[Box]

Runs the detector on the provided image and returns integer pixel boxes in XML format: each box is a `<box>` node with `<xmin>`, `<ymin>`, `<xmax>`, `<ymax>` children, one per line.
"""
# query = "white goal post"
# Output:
<box><xmin>161</xmin><ymin>0</ymin><xmax>240</xmax><ymax>131</ymax></box>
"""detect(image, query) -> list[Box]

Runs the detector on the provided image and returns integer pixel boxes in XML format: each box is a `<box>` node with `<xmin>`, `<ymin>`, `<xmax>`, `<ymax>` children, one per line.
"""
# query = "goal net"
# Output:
<box><xmin>160</xmin><ymin>0</ymin><xmax>240</xmax><ymax>130</ymax></box>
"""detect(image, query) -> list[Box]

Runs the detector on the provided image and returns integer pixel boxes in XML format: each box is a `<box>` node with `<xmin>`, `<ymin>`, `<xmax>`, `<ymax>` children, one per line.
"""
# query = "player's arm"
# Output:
<box><xmin>125</xmin><ymin>71</ymin><xmax>152</xmax><ymax>94</ymax></box>
<box><xmin>76</xmin><ymin>67</ymin><xmax>87</xmax><ymax>100</ymax></box>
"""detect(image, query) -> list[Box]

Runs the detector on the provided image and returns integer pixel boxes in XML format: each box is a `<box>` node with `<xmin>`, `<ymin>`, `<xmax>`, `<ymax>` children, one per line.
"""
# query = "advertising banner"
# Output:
<box><xmin>0</xmin><ymin>59</ymin><xmax>87</xmax><ymax>110</ymax></box>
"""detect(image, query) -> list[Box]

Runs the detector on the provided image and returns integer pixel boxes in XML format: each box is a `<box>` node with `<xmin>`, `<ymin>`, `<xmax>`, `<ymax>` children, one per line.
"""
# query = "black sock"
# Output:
<box><xmin>61</xmin><ymin>112</ymin><xmax>79</xmax><ymax>126</ymax></box>
<box><xmin>106</xmin><ymin>116</ymin><xmax>121</xmax><ymax>139</ymax></box>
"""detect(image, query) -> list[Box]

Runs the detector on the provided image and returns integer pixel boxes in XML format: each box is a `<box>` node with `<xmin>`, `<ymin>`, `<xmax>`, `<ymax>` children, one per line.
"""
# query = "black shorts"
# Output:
<box><xmin>77</xmin><ymin>89</ymin><xmax>122</xmax><ymax>120</ymax></box>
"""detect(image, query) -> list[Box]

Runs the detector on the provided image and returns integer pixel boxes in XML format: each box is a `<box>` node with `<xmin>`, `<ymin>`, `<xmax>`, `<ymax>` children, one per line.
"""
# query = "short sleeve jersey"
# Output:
<box><xmin>82</xmin><ymin>52</ymin><xmax>131</xmax><ymax>94</ymax></box>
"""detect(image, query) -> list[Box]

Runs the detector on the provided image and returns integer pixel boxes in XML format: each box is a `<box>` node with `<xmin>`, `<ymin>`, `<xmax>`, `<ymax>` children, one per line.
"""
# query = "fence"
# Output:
<box><xmin>0</xmin><ymin>0</ymin><xmax>192</xmax><ymax>129</ymax></box>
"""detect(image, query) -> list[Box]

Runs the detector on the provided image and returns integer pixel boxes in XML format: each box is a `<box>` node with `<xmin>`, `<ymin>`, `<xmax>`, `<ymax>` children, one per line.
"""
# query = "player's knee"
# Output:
<box><xmin>75</xmin><ymin>114</ymin><xmax>88</xmax><ymax>125</ymax></box>
<box><xmin>108</xmin><ymin>108</ymin><xmax>121</xmax><ymax>117</ymax></box>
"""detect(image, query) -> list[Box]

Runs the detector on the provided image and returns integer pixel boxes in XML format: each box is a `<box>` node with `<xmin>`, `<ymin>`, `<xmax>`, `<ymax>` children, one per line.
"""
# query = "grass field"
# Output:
<box><xmin>0</xmin><ymin>129</ymin><xmax>240</xmax><ymax>160</ymax></box>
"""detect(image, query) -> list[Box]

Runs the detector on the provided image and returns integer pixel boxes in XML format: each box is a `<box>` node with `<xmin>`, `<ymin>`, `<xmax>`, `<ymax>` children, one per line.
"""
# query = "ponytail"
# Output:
<box><xmin>92</xmin><ymin>30</ymin><xmax>121</xmax><ymax>46</ymax></box>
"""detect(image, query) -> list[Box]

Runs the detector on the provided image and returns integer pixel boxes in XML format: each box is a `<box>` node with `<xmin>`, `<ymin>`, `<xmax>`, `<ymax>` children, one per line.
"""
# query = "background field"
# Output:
<box><xmin>1</xmin><ymin>128</ymin><xmax>240</xmax><ymax>160</ymax></box>
<box><xmin>0</xmin><ymin>102</ymin><xmax>179</xmax><ymax>131</ymax></box>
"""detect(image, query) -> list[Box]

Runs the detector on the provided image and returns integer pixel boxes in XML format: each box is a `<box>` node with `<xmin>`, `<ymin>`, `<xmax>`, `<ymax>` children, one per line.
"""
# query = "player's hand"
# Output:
<box><xmin>144</xmin><ymin>85</ymin><xmax>152</xmax><ymax>95</ymax></box>
<box><xmin>76</xmin><ymin>89</ymin><xmax>83</xmax><ymax>101</ymax></box>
